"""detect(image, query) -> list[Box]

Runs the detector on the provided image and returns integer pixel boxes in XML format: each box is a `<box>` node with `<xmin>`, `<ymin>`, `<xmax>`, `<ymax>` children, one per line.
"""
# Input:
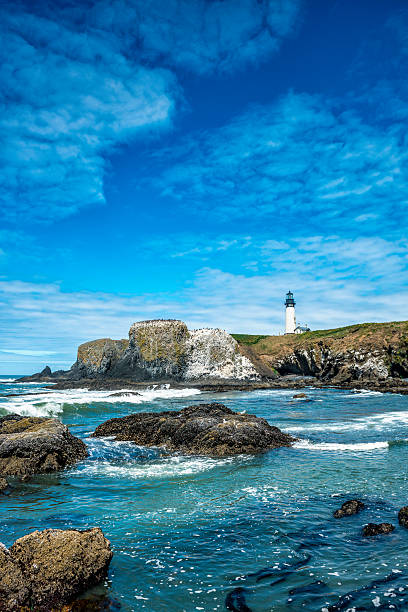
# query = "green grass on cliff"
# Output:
<box><xmin>232</xmin><ymin>334</ymin><xmax>268</xmax><ymax>345</ymax></box>
<box><xmin>233</xmin><ymin>321</ymin><xmax>408</xmax><ymax>351</ymax></box>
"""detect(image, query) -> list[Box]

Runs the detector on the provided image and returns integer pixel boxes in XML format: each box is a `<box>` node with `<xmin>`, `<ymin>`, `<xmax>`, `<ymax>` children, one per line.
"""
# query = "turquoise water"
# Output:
<box><xmin>1</xmin><ymin>377</ymin><xmax>408</xmax><ymax>611</ymax></box>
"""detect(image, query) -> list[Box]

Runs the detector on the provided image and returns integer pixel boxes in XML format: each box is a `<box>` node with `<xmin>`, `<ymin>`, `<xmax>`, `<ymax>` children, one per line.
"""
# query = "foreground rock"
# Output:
<box><xmin>333</xmin><ymin>499</ymin><xmax>365</xmax><ymax>518</ymax></box>
<box><xmin>0</xmin><ymin>528</ymin><xmax>112</xmax><ymax>610</ymax></box>
<box><xmin>92</xmin><ymin>403</ymin><xmax>296</xmax><ymax>456</ymax></box>
<box><xmin>0</xmin><ymin>414</ymin><xmax>87</xmax><ymax>477</ymax></box>
<box><xmin>362</xmin><ymin>522</ymin><xmax>395</xmax><ymax>536</ymax></box>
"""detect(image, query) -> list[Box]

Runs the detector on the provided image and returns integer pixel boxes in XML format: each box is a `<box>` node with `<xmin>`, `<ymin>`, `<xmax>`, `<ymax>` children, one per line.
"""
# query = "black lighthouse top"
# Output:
<box><xmin>285</xmin><ymin>290</ymin><xmax>296</xmax><ymax>307</ymax></box>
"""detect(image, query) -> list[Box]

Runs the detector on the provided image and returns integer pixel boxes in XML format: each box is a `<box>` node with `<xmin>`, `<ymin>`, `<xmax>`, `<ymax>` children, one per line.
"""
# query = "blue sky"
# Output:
<box><xmin>1</xmin><ymin>0</ymin><xmax>408</xmax><ymax>373</ymax></box>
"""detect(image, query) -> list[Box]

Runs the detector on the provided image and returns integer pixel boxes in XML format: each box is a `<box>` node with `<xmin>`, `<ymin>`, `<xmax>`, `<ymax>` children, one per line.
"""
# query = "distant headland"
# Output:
<box><xmin>18</xmin><ymin>318</ymin><xmax>408</xmax><ymax>394</ymax></box>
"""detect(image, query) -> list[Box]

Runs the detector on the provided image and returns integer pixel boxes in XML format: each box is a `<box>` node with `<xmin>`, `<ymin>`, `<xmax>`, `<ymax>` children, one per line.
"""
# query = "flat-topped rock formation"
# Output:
<box><xmin>0</xmin><ymin>414</ymin><xmax>87</xmax><ymax>477</ymax></box>
<box><xmin>21</xmin><ymin>319</ymin><xmax>260</xmax><ymax>384</ymax></box>
<box><xmin>92</xmin><ymin>402</ymin><xmax>296</xmax><ymax>456</ymax></box>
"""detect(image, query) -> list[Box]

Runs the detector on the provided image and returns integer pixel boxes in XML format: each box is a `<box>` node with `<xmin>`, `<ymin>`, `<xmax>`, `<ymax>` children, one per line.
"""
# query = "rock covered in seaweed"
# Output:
<box><xmin>362</xmin><ymin>522</ymin><xmax>395</xmax><ymax>536</ymax></box>
<box><xmin>0</xmin><ymin>414</ymin><xmax>87</xmax><ymax>477</ymax></box>
<box><xmin>333</xmin><ymin>499</ymin><xmax>365</xmax><ymax>518</ymax></box>
<box><xmin>398</xmin><ymin>506</ymin><xmax>408</xmax><ymax>528</ymax></box>
<box><xmin>0</xmin><ymin>528</ymin><xmax>112</xmax><ymax>611</ymax></box>
<box><xmin>92</xmin><ymin>403</ymin><xmax>295</xmax><ymax>456</ymax></box>
<box><xmin>0</xmin><ymin>543</ymin><xmax>29</xmax><ymax>611</ymax></box>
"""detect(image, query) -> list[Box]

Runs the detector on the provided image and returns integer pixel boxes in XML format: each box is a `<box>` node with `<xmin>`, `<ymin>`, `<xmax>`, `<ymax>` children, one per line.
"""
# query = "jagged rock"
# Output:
<box><xmin>362</xmin><ymin>522</ymin><xmax>395</xmax><ymax>536</ymax></box>
<box><xmin>92</xmin><ymin>403</ymin><xmax>295</xmax><ymax>456</ymax></box>
<box><xmin>398</xmin><ymin>506</ymin><xmax>408</xmax><ymax>528</ymax></box>
<box><xmin>333</xmin><ymin>499</ymin><xmax>365</xmax><ymax>518</ymax></box>
<box><xmin>0</xmin><ymin>477</ymin><xmax>8</xmax><ymax>493</ymax></box>
<box><xmin>0</xmin><ymin>414</ymin><xmax>87</xmax><ymax>476</ymax></box>
<box><xmin>0</xmin><ymin>543</ymin><xmax>29</xmax><ymax>610</ymax></box>
<box><xmin>0</xmin><ymin>528</ymin><xmax>112</xmax><ymax>610</ymax></box>
<box><xmin>293</xmin><ymin>393</ymin><xmax>307</xmax><ymax>399</ymax></box>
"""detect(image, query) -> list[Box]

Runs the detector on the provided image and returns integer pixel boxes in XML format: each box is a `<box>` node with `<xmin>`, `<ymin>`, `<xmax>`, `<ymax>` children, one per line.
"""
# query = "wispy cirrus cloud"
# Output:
<box><xmin>0</xmin><ymin>0</ymin><xmax>301</xmax><ymax>223</ymax></box>
<box><xmin>147</xmin><ymin>90</ymin><xmax>408</xmax><ymax>234</ymax></box>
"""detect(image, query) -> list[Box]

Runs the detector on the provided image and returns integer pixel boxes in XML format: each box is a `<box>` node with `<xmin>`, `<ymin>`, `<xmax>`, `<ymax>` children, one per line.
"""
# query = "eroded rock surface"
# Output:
<box><xmin>0</xmin><ymin>544</ymin><xmax>29</xmax><ymax>611</ymax></box>
<box><xmin>333</xmin><ymin>499</ymin><xmax>365</xmax><ymax>518</ymax></box>
<box><xmin>0</xmin><ymin>414</ymin><xmax>87</xmax><ymax>476</ymax></box>
<box><xmin>0</xmin><ymin>528</ymin><xmax>112</xmax><ymax>611</ymax></box>
<box><xmin>92</xmin><ymin>403</ymin><xmax>295</xmax><ymax>456</ymax></box>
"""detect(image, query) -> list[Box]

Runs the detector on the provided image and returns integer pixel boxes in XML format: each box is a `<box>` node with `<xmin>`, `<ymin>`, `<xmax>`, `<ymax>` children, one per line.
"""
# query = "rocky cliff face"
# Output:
<box><xmin>237</xmin><ymin>322</ymin><xmax>408</xmax><ymax>384</ymax></box>
<box><xmin>76</xmin><ymin>338</ymin><xmax>129</xmax><ymax>377</ymax></box>
<box><xmin>72</xmin><ymin>320</ymin><xmax>259</xmax><ymax>382</ymax></box>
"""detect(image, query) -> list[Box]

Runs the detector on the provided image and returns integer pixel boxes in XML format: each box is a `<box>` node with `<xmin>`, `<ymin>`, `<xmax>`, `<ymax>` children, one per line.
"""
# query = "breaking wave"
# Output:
<box><xmin>294</xmin><ymin>439</ymin><xmax>389</xmax><ymax>451</ymax></box>
<box><xmin>0</xmin><ymin>385</ymin><xmax>202</xmax><ymax>418</ymax></box>
<box><xmin>75</xmin><ymin>436</ymin><xmax>237</xmax><ymax>479</ymax></box>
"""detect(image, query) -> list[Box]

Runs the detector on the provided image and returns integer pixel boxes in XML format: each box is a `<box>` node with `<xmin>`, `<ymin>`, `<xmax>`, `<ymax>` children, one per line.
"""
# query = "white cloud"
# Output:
<box><xmin>0</xmin><ymin>0</ymin><xmax>301</xmax><ymax>223</ymax></box>
<box><xmin>146</xmin><ymin>91</ymin><xmax>408</xmax><ymax>234</ymax></box>
<box><xmin>1</xmin><ymin>234</ymin><xmax>406</xmax><ymax>373</ymax></box>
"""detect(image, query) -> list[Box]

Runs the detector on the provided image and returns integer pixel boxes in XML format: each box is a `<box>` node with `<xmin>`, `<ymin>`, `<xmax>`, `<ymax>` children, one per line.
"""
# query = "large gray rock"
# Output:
<box><xmin>92</xmin><ymin>402</ymin><xmax>295</xmax><ymax>456</ymax></box>
<box><xmin>0</xmin><ymin>414</ymin><xmax>87</xmax><ymax>477</ymax></box>
<box><xmin>0</xmin><ymin>528</ymin><xmax>112</xmax><ymax>610</ymax></box>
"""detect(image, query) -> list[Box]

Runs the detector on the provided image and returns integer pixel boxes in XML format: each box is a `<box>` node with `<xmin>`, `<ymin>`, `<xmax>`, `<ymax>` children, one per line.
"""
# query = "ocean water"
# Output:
<box><xmin>1</xmin><ymin>376</ymin><xmax>408</xmax><ymax>611</ymax></box>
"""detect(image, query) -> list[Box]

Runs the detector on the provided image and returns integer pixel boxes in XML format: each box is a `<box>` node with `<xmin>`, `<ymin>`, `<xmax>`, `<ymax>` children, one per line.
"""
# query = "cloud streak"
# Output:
<box><xmin>0</xmin><ymin>0</ymin><xmax>301</xmax><ymax>223</ymax></box>
<box><xmin>148</xmin><ymin>90</ymin><xmax>408</xmax><ymax>234</ymax></box>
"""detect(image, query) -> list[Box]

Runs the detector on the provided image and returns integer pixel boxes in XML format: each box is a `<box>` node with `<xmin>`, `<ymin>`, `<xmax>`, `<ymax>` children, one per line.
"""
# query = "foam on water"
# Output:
<box><xmin>77</xmin><ymin>437</ymin><xmax>237</xmax><ymax>479</ymax></box>
<box><xmin>285</xmin><ymin>409</ymin><xmax>408</xmax><ymax>434</ymax></box>
<box><xmin>0</xmin><ymin>385</ymin><xmax>202</xmax><ymax>417</ymax></box>
<box><xmin>294</xmin><ymin>438</ymin><xmax>389</xmax><ymax>451</ymax></box>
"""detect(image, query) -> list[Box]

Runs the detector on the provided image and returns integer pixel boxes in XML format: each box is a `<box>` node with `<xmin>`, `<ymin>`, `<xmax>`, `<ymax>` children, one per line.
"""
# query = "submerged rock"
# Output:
<box><xmin>0</xmin><ymin>414</ymin><xmax>87</xmax><ymax>477</ymax></box>
<box><xmin>293</xmin><ymin>393</ymin><xmax>307</xmax><ymax>399</ymax></box>
<box><xmin>362</xmin><ymin>522</ymin><xmax>395</xmax><ymax>536</ymax></box>
<box><xmin>92</xmin><ymin>403</ymin><xmax>295</xmax><ymax>457</ymax></box>
<box><xmin>333</xmin><ymin>499</ymin><xmax>365</xmax><ymax>518</ymax></box>
<box><xmin>398</xmin><ymin>506</ymin><xmax>408</xmax><ymax>528</ymax></box>
<box><xmin>225</xmin><ymin>586</ymin><xmax>252</xmax><ymax>612</ymax></box>
<box><xmin>0</xmin><ymin>528</ymin><xmax>112</xmax><ymax>610</ymax></box>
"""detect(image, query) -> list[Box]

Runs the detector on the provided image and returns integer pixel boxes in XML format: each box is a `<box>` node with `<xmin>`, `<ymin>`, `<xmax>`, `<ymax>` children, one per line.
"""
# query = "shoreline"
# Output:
<box><xmin>13</xmin><ymin>376</ymin><xmax>408</xmax><ymax>395</ymax></box>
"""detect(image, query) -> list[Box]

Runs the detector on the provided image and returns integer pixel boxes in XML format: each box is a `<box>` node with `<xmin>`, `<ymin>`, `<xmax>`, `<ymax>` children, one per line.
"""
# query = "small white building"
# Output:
<box><xmin>284</xmin><ymin>291</ymin><xmax>310</xmax><ymax>335</ymax></box>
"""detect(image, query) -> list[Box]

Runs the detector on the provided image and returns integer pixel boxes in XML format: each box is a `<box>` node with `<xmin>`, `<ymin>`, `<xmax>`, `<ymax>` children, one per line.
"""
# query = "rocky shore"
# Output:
<box><xmin>92</xmin><ymin>402</ymin><xmax>296</xmax><ymax>456</ymax></box>
<box><xmin>17</xmin><ymin>319</ymin><xmax>408</xmax><ymax>394</ymax></box>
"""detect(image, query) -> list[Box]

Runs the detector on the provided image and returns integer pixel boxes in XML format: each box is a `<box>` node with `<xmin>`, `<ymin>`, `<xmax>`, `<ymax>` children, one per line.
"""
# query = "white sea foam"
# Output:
<box><xmin>77</xmin><ymin>452</ymin><xmax>235</xmax><ymax>479</ymax></box>
<box><xmin>294</xmin><ymin>439</ymin><xmax>389</xmax><ymax>451</ymax></box>
<box><xmin>0</xmin><ymin>386</ymin><xmax>202</xmax><ymax>417</ymax></box>
<box><xmin>285</xmin><ymin>409</ymin><xmax>408</xmax><ymax>434</ymax></box>
<box><xmin>0</xmin><ymin>378</ymin><xmax>17</xmax><ymax>383</ymax></box>
<box><xmin>345</xmin><ymin>389</ymin><xmax>385</xmax><ymax>397</ymax></box>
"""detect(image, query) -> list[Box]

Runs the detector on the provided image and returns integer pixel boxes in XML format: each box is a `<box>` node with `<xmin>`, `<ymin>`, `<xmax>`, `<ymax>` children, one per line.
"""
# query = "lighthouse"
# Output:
<box><xmin>285</xmin><ymin>290</ymin><xmax>296</xmax><ymax>334</ymax></box>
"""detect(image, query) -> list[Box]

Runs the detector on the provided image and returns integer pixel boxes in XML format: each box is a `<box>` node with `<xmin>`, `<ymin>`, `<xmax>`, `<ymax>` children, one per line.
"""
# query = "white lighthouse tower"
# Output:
<box><xmin>285</xmin><ymin>290</ymin><xmax>296</xmax><ymax>334</ymax></box>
